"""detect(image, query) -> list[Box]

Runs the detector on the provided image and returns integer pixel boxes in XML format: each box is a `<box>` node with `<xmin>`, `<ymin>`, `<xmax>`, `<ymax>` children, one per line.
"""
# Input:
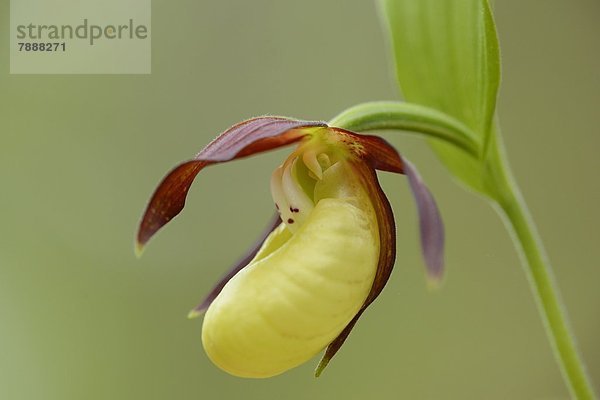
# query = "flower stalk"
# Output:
<box><xmin>329</xmin><ymin>101</ymin><xmax>480</xmax><ymax>157</ymax></box>
<box><xmin>493</xmin><ymin>154</ymin><xmax>597</xmax><ymax>400</ymax></box>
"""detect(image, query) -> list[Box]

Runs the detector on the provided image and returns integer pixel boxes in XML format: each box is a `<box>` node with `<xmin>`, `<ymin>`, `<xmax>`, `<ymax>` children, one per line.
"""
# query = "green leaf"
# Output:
<box><xmin>376</xmin><ymin>4</ymin><xmax>599</xmax><ymax>396</ymax></box>
<box><xmin>380</xmin><ymin>0</ymin><xmax>500</xmax><ymax>137</ymax></box>
<box><xmin>380</xmin><ymin>0</ymin><xmax>500</xmax><ymax>195</ymax></box>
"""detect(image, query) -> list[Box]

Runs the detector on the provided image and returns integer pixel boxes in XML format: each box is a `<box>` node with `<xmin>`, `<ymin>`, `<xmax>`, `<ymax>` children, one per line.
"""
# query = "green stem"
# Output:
<box><xmin>494</xmin><ymin>154</ymin><xmax>597</xmax><ymax>400</ymax></box>
<box><xmin>329</xmin><ymin>101</ymin><xmax>481</xmax><ymax>157</ymax></box>
<box><xmin>332</xmin><ymin>102</ymin><xmax>596</xmax><ymax>397</ymax></box>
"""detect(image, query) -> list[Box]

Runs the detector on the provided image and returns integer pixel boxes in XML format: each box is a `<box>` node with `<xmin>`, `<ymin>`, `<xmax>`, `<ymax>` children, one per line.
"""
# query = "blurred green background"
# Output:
<box><xmin>1</xmin><ymin>0</ymin><xmax>598</xmax><ymax>399</ymax></box>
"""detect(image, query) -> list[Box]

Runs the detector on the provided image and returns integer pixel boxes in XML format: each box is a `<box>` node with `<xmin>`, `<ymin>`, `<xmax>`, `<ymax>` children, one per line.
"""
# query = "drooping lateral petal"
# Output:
<box><xmin>188</xmin><ymin>214</ymin><xmax>283</xmax><ymax>318</ymax></box>
<box><xmin>136</xmin><ymin>117</ymin><xmax>327</xmax><ymax>250</ymax></box>
<box><xmin>403</xmin><ymin>159</ymin><xmax>445</xmax><ymax>284</ymax></box>
<box><xmin>315</xmin><ymin>162</ymin><xmax>396</xmax><ymax>377</ymax></box>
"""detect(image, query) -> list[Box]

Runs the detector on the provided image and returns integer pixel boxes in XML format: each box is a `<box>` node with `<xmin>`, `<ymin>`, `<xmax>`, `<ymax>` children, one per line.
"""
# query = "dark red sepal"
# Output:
<box><xmin>136</xmin><ymin>117</ymin><xmax>326</xmax><ymax>251</ymax></box>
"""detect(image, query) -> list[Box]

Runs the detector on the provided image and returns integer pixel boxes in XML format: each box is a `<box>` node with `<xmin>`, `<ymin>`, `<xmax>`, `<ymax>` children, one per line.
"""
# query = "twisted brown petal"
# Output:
<box><xmin>315</xmin><ymin>162</ymin><xmax>396</xmax><ymax>376</ymax></box>
<box><xmin>136</xmin><ymin>117</ymin><xmax>326</xmax><ymax>251</ymax></box>
<box><xmin>315</xmin><ymin>137</ymin><xmax>445</xmax><ymax>376</ymax></box>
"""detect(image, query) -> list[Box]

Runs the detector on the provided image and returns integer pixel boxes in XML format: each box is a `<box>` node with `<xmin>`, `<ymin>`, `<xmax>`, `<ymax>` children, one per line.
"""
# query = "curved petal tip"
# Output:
<box><xmin>314</xmin><ymin>358</ymin><xmax>329</xmax><ymax>378</ymax></box>
<box><xmin>134</xmin><ymin>241</ymin><xmax>145</xmax><ymax>259</ymax></box>
<box><xmin>188</xmin><ymin>309</ymin><xmax>203</xmax><ymax>319</ymax></box>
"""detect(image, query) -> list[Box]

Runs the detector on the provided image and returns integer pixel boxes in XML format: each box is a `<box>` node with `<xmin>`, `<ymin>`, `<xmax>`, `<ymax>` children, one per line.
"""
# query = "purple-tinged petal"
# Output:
<box><xmin>197</xmin><ymin>117</ymin><xmax>326</xmax><ymax>162</ymax></box>
<box><xmin>136</xmin><ymin>117</ymin><xmax>326</xmax><ymax>251</ymax></box>
<box><xmin>315</xmin><ymin>162</ymin><xmax>396</xmax><ymax>377</ymax></box>
<box><xmin>188</xmin><ymin>214</ymin><xmax>282</xmax><ymax>318</ymax></box>
<box><xmin>403</xmin><ymin>159</ymin><xmax>445</xmax><ymax>284</ymax></box>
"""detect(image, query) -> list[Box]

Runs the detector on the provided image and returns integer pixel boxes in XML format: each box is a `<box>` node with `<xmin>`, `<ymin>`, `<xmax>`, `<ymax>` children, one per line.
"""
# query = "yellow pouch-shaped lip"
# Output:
<box><xmin>201</xmin><ymin>186</ymin><xmax>379</xmax><ymax>378</ymax></box>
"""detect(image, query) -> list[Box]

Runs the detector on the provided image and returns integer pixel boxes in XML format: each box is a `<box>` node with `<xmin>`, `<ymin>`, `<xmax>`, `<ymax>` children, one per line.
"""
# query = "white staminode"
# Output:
<box><xmin>270</xmin><ymin>148</ymin><xmax>326</xmax><ymax>232</ymax></box>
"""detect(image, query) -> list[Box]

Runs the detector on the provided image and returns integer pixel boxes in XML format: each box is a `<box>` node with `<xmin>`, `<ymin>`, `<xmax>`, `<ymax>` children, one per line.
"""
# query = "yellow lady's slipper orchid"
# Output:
<box><xmin>136</xmin><ymin>117</ymin><xmax>444</xmax><ymax>378</ymax></box>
